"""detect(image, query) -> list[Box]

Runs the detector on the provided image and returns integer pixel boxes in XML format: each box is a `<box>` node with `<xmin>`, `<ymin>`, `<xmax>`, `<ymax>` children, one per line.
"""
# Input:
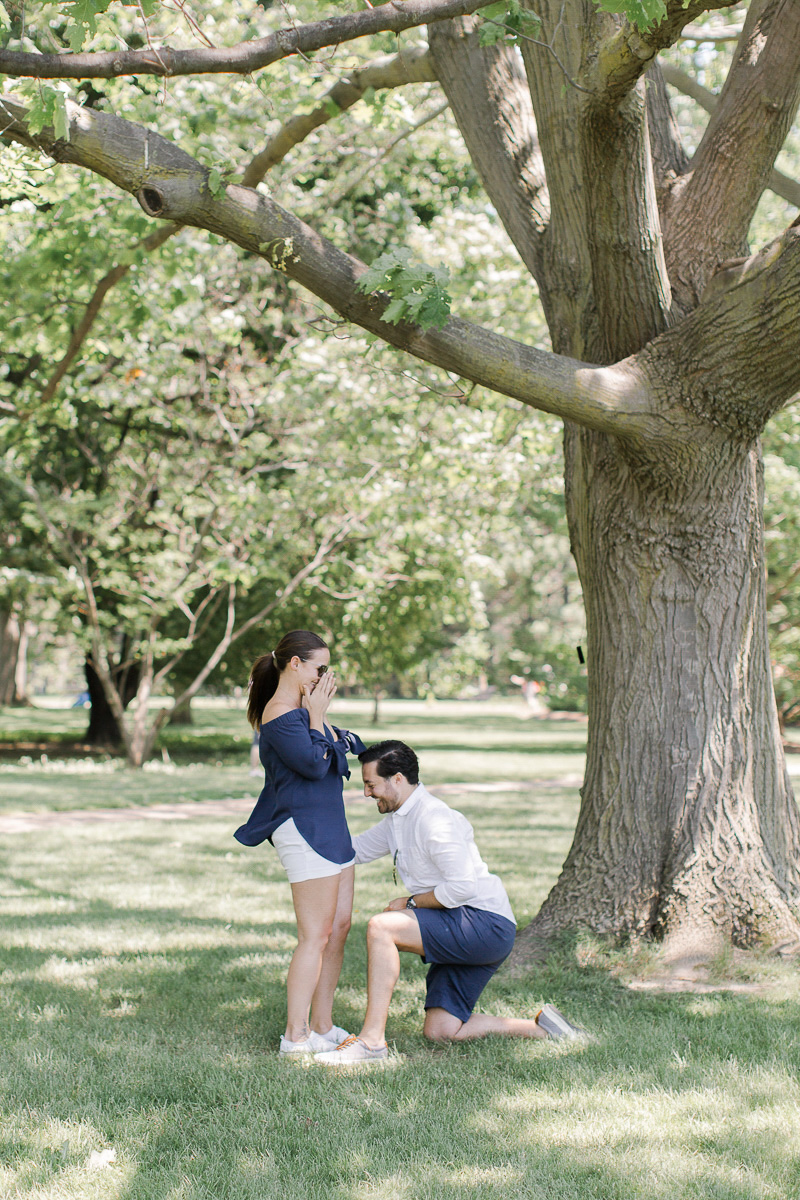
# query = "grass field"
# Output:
<box><xmin>1</xmin><ymin>700</ymin><xmax>799</xmax><ymax>1199</ymax></box>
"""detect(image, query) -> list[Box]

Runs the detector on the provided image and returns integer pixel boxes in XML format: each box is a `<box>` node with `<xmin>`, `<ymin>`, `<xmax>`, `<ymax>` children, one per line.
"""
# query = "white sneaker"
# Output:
<box><xmin>535</xmin><ymin>1004</ymin><xmax>586</xmax><ymax>1041</ymax></box>
<box><xmin>314</xmin><ymin>1035</ymin><xmax>388</xmax><ymax>1065</ymax></box>
<box><xmin>316</xmin><ymin>1024</ymin><xmax>351</xmax><ymax>1047</ymax></box>
<box><xmin>279</xmin><ymin>1030</ymin><xmax>332</xmax><ymax>1056</ymax></box>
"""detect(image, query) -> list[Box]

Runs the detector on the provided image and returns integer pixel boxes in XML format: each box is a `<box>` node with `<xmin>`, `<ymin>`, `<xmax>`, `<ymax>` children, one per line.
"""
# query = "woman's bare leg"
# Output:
<box><xmin>310</xmin><ymin>866</ymin><xmax>354</xmax><ymax>1036</ymax></box>
<box><xmin>285</xmin><ymin>874</ymin><xmax>340</xmax><ymax>1042</ymax></box>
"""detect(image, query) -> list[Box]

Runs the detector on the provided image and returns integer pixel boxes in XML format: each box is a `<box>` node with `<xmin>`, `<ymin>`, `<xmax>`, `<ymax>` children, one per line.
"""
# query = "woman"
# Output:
<box><xmin>234</xmin><ymin>630</ymin><xmax>365</xmax><ymax>1055</ymax></box>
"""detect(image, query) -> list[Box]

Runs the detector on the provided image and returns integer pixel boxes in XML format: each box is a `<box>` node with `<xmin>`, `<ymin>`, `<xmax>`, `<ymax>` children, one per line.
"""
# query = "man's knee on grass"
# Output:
<box><xmin>423</xmin><ymin>1007</ymin><xmax>463</xmax><ymax>1042</ymax></box>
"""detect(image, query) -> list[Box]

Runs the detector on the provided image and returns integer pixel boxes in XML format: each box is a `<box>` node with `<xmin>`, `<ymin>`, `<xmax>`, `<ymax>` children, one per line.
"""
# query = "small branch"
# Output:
<box><xmin>0</xmin><ymin>0</ymin><xmax>492</xmax><ymax>79</ymax></box>
<box><xmin>327</xmin><ymin>100</ymin><xmax>448</xmax><ymax>204</ymax></box>
<box><xmin>479</xmin><ymin>15</ymin><xmax>590</xmax><ymax>93</ymax></box>
<box><xmin>242</xmin><ymin>47</ymin><xmax>437</xmax><ymax>187</ymax></box>
<box><xmin>593</xmin><ymin>0</ymin><xmax>733</xmax><ymax>107</ymax></box>
<box><xmin>659</xmin><ymin>63</ymin><xmax>800</xmax><ymax>211</ymax></box>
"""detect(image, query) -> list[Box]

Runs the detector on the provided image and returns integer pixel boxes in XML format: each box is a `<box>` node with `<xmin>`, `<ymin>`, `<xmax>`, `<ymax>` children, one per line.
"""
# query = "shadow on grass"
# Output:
<box><xmin>3</xmin><ymin>915</ymin><xmax>800</xmax><ymax>1200</ymax></box>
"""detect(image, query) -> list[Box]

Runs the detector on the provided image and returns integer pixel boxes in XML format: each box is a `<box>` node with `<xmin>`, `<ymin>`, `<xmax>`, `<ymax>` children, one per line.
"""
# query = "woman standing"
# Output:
<box><xmin>235</xmin><ymin>630</ymin><xmax>365</xmax><ymax>1055</ymax></box>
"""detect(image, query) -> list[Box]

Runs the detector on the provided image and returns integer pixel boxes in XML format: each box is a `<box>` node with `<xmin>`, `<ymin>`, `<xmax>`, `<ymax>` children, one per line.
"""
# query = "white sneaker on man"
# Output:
<box><xmin>279</xmin><ymin>1030</ymin><xmax>332</xmax><ymax>1056</ymax></box>
<box><xmin>535</xmin><ymin>1004</ymin><xmax>586</xmax><ymax>1040</ymax></box>
<box><xmin>314</xmin><ymin>1035</ymin><xmax>388</xmax><ymax>1065</ymax></box>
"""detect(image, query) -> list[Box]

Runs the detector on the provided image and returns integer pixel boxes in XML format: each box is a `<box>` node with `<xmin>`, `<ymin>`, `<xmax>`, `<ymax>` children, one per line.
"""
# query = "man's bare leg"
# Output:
<box><xmin>358</xmin><ymin>910</ymin><xmax>424</xmax><ymax>1048</ymax></box>
<box><xmin>423</xmin><ymin>1007</ymin><xmax>548</xmax><ymax>1042</ymax></box>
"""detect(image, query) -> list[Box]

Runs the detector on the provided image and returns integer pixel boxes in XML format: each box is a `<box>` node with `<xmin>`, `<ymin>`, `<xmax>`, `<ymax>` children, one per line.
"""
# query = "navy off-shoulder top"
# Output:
<box><xmin>233</xmin><ymin>708</ymin><xmax>365</xmax><ymax>864</ymax></box>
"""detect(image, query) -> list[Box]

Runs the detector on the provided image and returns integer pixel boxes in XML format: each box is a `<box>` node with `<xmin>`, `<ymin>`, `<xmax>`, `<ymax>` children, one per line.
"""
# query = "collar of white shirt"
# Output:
<box><xmin>394</xmin><ymin>782</ymin><xmax>425</xmax><ymax>818</ymax></box>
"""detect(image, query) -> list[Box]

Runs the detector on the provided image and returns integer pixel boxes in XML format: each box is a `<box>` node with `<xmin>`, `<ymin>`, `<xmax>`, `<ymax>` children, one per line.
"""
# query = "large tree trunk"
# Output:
<box><xmin>84</xmin><ymin>651</ymin><xmax>140</xmax><ymax>747</ymax></box>
<box><xmin>525</xmin><ymin>425</ymin><xmax>800</xmax><ymax>955</ymax></box>
<box><xmin>508</xmin><ymin>0</ymin><xmax>800</xmax><ymax>957</ymax></box>
<box><xmin>0</xmin><ymin>608</ymin><xmax>31</xmax><ymax>706</ymax></box>
<box><xmin>0</xmin><ymin>609</ymin><xmax>20</xmax><ymax>706</ymax></box>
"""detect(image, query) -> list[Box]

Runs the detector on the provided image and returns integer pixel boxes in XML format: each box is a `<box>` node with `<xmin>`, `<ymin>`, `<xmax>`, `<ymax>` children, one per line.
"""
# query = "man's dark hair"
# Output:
<box><xmin>359</xmin><ymin>740</ymin><xmax>419</xmax><ymax>785</ymax></box>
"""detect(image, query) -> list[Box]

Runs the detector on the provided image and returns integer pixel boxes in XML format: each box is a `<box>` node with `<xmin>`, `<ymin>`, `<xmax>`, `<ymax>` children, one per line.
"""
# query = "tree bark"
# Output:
<box><xmin>0</xmin><ymin>609</ymin><xmax>20</xmax><ymax>705</ymax></box>
<box><xmin>426</xmin><ymin>16</ymin><xmax>549</xmax><ymax>286</ymax></box>
<box><xmin>537</xmin><ymin>426</ymin><xmax>800</xmax><ymax>956</ymax></box>
<box><xmin>168</xmin><ymin>697</ymin><xmax>194</xmax><ymax>726</ymax></box>
<box><xmin>84</xmin><ymin>650</ymin><xmax>140</xmax><ymax>747</ymax></box>
<box><xmin>0</xmin><ymin>608</ymin><xmax>31</xmax><ymax>706</ymax></box>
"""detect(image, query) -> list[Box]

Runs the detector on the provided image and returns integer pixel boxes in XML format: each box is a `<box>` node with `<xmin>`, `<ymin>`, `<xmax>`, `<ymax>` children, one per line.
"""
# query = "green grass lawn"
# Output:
<box><xmin>1</xmin><ymin>701</ymin><xmax>800</xmax><ymax>1198</ymax></box>
<box><xmin>0</xmin><ymin>699</ymin><xmax>588</xmax><ymax>815</ymax></box>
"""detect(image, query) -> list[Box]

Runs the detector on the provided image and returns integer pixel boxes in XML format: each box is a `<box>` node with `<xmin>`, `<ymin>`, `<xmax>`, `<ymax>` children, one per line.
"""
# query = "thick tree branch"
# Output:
<box><xmin>659</xmin><ymin>62</ymin><xmax>800</xmax><ymax>211</ymax></box>
<box><xmin>0</xmin><ymin>94</ymin><xmax>661</xmax><ymax>441</ymax></box>
<box><xmin>426</xmin><ymin>16</ymin><xmax>549</xmax><ymax>291</ymax></box>
<box><xmin>0</xmin><ymin>0</ymin><xmax>489</xmax><ymax>79</ymax></box>
<box><xmin>640</xmin><ymin>225</ymin><xmax>800</xmax><ymax>437</ymax></box>
<box><xmin>680</xmin><ymin>23</ymin><xmax>742</xmax><ymax>43</ymax></box>
<box><xmin>242</xmin><ymin>46</ymin><xmax>437</xmax><ymax>188</ymax></box>
<box><xmin>664</xmin><ymin>0</ymin><xmax>800</xmax><ymax>306</ymax></box>
<box><xmin>645</xmin><ymin>62</ymin><xmax>689</xmax><ymax>193</ymax></box>
<box><xmin>21</xmin><ymin>49</ymin><xmax>434</xmax><ymax>410</ymax></box>
<box><xmin>594</xmin><ymin>0</ymin><xmax>734</xmax><ymax>108</ymax></box>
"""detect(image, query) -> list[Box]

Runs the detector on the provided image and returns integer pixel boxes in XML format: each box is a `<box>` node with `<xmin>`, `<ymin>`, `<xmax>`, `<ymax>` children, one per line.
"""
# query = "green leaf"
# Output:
<box><xmin>68</xmin><ymin>0</ymin><xmax>104</xmax><ymax>33</ymax></box>
<box><xmin>356</xmin><ymin>247</ymin><xmax>452</xmax><ymax>331</ymax></box>
<box><xmin>0</xmin><ymin>2</ymin><xmax>11</xmax><ymax>31</ymax></box>
<box><xmin>52</xmin><ymin>92</ymin><xmax>70</xmax><ymax>143</ymax></box>
<box><xmin>381</xmin><ymin>296</ymin><xmax>408</xmax><ymax>325</ymax></box>
<box><xmin>593</xmin><ymin>0</ymin><xmax>667</xmax><ymax>30</ymax></box>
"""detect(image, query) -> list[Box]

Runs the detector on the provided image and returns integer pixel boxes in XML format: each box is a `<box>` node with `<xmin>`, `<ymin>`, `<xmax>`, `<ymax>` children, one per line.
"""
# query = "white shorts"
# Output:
<box><xmin>271</xmin><ymin>818</ymin><xmax>355</xmax><ymax>884</ymax></box>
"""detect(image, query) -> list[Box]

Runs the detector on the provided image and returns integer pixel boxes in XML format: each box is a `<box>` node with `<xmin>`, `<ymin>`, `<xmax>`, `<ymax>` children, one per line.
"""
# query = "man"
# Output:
<box><xmin>315</xmin><ymin>740</ymin><xmax>582</xmax><ymax>1065</ymax></box>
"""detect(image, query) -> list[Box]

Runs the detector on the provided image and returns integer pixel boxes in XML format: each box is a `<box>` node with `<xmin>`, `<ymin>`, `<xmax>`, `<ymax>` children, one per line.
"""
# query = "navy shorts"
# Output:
<box><xmin>415</xmin><ymin>906</ymin><xmax>516</xmax><ymax>1024</ymax></box>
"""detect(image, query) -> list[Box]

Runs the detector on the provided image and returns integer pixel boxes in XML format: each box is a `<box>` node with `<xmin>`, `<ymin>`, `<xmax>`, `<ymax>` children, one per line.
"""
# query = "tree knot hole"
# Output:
<box><xmin>137</xmin><ymin>186</ymin><xmax>165</xmax><ymax>218</ymax></box>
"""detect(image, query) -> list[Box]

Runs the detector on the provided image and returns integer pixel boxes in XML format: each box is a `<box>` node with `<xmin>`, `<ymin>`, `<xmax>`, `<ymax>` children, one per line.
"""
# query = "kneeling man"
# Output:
<box><xmin>316</xmin><ymin>740</ymin><xmax>580</xmax><ymax>1064</ymax></box>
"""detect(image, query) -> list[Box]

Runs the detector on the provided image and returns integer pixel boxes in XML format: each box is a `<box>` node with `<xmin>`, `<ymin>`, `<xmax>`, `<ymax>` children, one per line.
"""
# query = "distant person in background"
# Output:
<box><xmin>510</xmin><ymin>674</ymin><xmax>548</xmax><ymax>716</ymax></box>
<box><xmin>315</xmin><ymin>740</ymin><xmax>583</xmax><ymax>1065</ymax></box>
<box><xmin>234</xmin><ymin>630</ymin><xmax>365</xmax><ymax>1056</ymax></box>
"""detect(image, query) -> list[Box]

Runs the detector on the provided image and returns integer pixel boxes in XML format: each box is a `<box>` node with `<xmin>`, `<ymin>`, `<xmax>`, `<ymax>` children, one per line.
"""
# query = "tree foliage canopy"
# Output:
<box><xmin>3</xmin><ymin>1</ymin><xmax>800</xmax><ymax>953</ymax></box>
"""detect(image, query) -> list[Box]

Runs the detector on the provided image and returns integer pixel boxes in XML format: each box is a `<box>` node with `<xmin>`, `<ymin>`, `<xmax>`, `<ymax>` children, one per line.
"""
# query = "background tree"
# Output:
<box><xmin>3</xmin><ymin>0</ymin><xmax>800</xmax><ymax>957</ymax></box>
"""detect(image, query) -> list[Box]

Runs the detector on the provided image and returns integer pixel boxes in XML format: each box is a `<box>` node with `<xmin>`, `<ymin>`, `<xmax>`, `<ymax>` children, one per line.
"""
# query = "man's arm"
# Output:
<box><xmin>384</xmin><ymin>890</ymin><xmax>444</xmax><ymax>912</ymax></box>
<box><xmin>420</xmin><ymin>809</ymin><xmax>479</xmax><ymax>908</ymax></box>
<box><xmin>352</xmin><ymin>819</ymin><xmax>392</xmax><ymax>864</ymax></box>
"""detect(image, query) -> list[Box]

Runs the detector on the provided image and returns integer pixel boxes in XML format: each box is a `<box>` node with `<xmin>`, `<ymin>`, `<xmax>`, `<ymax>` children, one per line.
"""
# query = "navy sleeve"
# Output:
<box><xmin>332</xmin><ymin>727</ymin><xmax>367</xmax><ymax>755</ymax></box>
<box><xmin>265</xmin><ymin>712</ymin><xmax>334</xmax><ymax>780</ymax></box>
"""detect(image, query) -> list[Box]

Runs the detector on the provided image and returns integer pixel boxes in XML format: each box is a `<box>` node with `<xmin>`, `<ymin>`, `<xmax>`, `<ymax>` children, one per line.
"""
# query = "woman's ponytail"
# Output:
<box><xmin>246</xmin><ymin>630</ymin><xmax>328</xmax><ymax>728</ymax></box>
<box><xmin>247</xmin><ymin>654</ymin><xmax>279</xmax><ymax>728</ymax></box>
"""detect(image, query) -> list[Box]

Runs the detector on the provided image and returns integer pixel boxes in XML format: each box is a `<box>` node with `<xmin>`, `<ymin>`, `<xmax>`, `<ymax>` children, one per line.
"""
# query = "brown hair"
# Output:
<box><xmin>246</xmin><ymin>630</ymin><xmax>328</xmax><ymax>728</ymax></box>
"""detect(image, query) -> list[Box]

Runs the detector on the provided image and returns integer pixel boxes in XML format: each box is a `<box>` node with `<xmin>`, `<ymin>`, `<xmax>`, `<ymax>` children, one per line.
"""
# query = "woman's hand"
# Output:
<box><xmin>301</xmin><ymin>670</ymin><xmax>337</xmax><ymax>723</ymax></box>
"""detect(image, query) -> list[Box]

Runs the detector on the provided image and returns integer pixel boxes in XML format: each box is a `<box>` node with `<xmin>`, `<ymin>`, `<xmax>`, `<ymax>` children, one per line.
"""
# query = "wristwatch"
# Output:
<box><xmin>406</xmin><ymin>896</ymin><xmax>418</xmax><ymax>909</ymax></box>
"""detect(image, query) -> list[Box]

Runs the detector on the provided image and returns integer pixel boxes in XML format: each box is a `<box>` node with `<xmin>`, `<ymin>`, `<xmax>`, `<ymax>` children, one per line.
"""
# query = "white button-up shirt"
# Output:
<box><xmin>352</xmin><ymin>783</ymin><xmax>515</xmax><ymax>924</ymax></box>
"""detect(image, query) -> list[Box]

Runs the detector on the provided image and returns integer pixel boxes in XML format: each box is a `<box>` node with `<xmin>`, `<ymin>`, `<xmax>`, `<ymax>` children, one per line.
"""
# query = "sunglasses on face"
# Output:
<box><xmin>302</xmin><ymin>659</ymin><xmax>329</xmax><ymax>677</ymax></box>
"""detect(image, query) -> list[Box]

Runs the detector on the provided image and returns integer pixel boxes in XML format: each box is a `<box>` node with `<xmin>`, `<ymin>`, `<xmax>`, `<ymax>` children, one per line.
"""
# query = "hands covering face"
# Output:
<box><xmin>301</xmin><ymin>668</ymin><xmax>336</xmax><ymax>713</ymax></box>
